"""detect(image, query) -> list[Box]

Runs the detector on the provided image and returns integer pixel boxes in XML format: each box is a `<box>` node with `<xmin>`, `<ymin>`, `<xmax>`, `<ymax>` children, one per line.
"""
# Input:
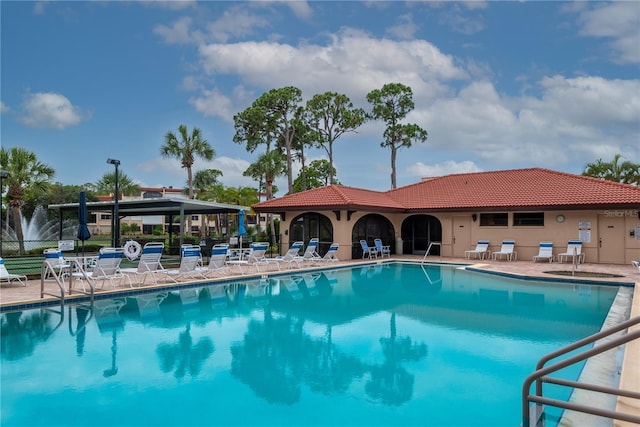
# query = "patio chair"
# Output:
<box><xmin>0</xmin><ymin>257</ymin><xmax>27</xmax><ymax>287</ymax></box>
<box><xmin>464</xmin><ymin>241</ymin><xmax>490</xmax><ymax>260</ymax></box>
<box><xmin>72</xmin><ymin>247</ymin><xmax>131</xmax><ymax>290</ymax></box>
<box><xmin>533</xmin><ymin>242</ymin><xmax>554</xmax><ymax>263</ymax></box>
<box><xmin>264</xmin><ymin>241</ymin><xmax>304</xmax><ymax>270</ymax></box>
<box><xmin>163</xmin><ymin>246</ymin><xmax>206</xmax><ymax>282</ymax></box>
<box><xmin>319</xmin><ymin>243</ymin><xmax>340</xmax><ymax>262</ymax></box>
<box><xmin>492</xmin><ymin>240</ymin><xmax>517</xmax><ymax>261</ymax></box>
<box><xmin>227</xmin><ymin>242</ymin><xmax>270</xmax><ymax>275</ymax></box>
<box><xmin>197</xmin><ymin>244</ymin><xmax>231</xmax><ymax>277</ymax></box>
<box><xmin>43</xmin><ymin>248</ymin><xmax>71</xmax><ymax>280</ymax></box>
<box><xmin>630</xmin><ymin>260</ymin><xmax>639</xmax><ymax>273</ymax></box>
<box><xmin>557</xmin><ymin>240</ymin><xmax>585</xmax><ymax>263</ymax></box>
<box><xmin>120</xmin><ymin>242</ymin><xmax>165</xmax><ymax>286</ymax></box>
<box><xmin>374</xmin><ymin>239</ymin><xmax>391</xmax><ymax>258</ymax></box>
<box><xmin>293</xmin><ymin>238</ymin><xmax>322</xmax><ymax>264</ymax></box>
<box><xmin>360</xmin><ymin>240</ymin><xmax>378</xmax><ymax>259</ymax></box>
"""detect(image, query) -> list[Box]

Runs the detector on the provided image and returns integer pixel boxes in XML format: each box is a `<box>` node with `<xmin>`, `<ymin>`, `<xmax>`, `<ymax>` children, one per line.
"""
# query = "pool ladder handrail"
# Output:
<box><xmin>422</xmin><ymin>242</ymin><xmax>442</xmax><ymax>262</ymax></box>
<box><xmin>522</xmin><ymin>315</ymin><xmax>640</xmax><ymax>427</ymax></box>
<box><xmin>40</xmin><ymin>260</ymin><xmax>95</xmax><ymax>305</ymax></box>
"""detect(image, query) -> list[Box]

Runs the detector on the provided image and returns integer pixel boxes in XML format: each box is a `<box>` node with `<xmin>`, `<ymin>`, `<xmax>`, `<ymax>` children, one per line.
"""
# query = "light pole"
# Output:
<box><xmin>106</xmin><ymin>159</ymin><xmax>120</xmax><ymax>247</ymax></box>
<box><xmin>0</xmin><ymin>170</ymin><xmax>8</xmax><ymax>256</ymax></box>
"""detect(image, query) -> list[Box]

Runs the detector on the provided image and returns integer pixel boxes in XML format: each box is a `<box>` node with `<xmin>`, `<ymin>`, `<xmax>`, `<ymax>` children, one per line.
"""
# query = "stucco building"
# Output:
<box><xmin>252</xmin><ymin>168</ymin><xmax>640</xmax><ymax>264</ymax></box>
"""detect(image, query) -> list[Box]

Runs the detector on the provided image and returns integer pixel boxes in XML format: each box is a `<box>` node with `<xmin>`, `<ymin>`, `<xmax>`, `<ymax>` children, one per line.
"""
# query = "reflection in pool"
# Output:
<box><xmin>1</xmin><ymin>263</ymin><xmax>620</xmax><ymax>427</ymax></box>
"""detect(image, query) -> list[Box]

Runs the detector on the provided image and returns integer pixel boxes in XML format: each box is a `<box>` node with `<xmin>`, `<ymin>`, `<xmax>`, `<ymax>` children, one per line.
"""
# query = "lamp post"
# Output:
<box><xmin>106</xmin><ymin>159</ymin><xmax>120</xmax><ymax>247</ymax></box>
<box><xmin>0</xmin><ymin>170</ymin><xmax>8</xmax><ymax>256</ymax></box>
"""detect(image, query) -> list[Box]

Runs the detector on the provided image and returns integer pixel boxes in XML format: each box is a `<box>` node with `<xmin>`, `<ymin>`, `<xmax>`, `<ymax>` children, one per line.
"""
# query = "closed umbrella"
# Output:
<box><xmin>77</xmin><ymin>191</ymin><xmax>91</xmax><ymax>257</ymax></box>
<box><xmin>238</xmin><ymin>209</ymin><xmax>247</xmax><ymax>249</ymax></box>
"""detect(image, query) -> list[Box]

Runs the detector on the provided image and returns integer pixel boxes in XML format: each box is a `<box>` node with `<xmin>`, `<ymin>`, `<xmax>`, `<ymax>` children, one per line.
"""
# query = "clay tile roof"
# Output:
<box><xmin>253</xmin><ymin>168</ymin><xmax>640</xmax><ymax>212</ymax></box>
<box><xmin>253</xmin><ymin>185</ymin><xmax>403</xmax><ymax>212</ymax></box>
<box><xmin>386</xmin><ymin>167</ymin><xmax>640</xmax><ymax>210</ymax></box>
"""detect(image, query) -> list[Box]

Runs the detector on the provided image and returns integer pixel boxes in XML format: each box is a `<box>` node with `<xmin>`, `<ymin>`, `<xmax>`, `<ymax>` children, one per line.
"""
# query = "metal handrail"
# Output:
<box><xmin>522</xmin><ymin>316</ymin><xmax>640</xmax><ymax>427</ymax></box>
<box><xmin>40</xmin><ymin>262</ymin><xmax>66</xmax><ymax>304</ymax></box>
<box><xmin>422</xmin><ymin>242</ymin><xmax>442</xmax><ymax>262</ymax></box>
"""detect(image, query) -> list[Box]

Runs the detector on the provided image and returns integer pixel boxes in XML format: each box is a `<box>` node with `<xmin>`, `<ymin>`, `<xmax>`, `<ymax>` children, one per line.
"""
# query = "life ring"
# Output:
<box><xmin>124</xmin><ymin>240</ymin><xmax>142</xmax><ymax>261</ymax></box>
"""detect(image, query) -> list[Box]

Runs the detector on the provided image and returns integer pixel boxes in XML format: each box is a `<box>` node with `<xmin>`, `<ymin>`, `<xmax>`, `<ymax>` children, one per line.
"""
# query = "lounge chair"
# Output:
<box><xmin>533</xmin><ymin>242</ymin><xmax>554</xmax><ymax>263</ymax></box>
<box><xmin>262</xmin><ymin>241</ymin><xmax>303</xmax><ymax>270</ymax></box>
<box><xmin>293</xmin><ymin>238</ymin><xmax>322</xmax><ymax>264</ymax></box>
<box><xmin>374</xmin><ymin>239</ymin><xmax>391</xmax><ymax>258</ymax></box>
<box><xmin>465</xmin><ymin>241</ymin><xmax>490</xmax><ymax>260</ymax></box>
<box><xmin>0</xmin><ymin>257</ymin><xmax>27</xmax><ymax>287</ymax></box>
<box><xmin>197</xmin><ymin>244</ymin><xmax>231</xmax><ymax>277</ymax></box>
<box><xmin>631</xmin><ymin>260</ymin><xmax>640</xmax><ymax>273</ymax></box>
<box><xmin>492</xmin><ymin>240</ymin><xmax>517</xmax><ymax>261</ymax></box>
<box><xmin>43</xmin><ymin>248</ymin><xmax>72</xmax><ymax>280</ymax></box>
<box><xmin>227</xmin><ymin>242</ymin><xmax>270</xmax><ymax>274</ymax></box>
<box><xmin>319</xmin><ymin>243</ymin><xmax>340</xmax><ymax>262</ymax></box>
<box><xmin>72</xmin><ymin>247</ymin><xmax>131</xmax><ymax>290</ymax></box>
<box><xmin>360</xmin><ymin>240</ymin><xmax>378</xmax><ymax>259</ymax></box>
<box><xmin>163</xmin><ymin>246</ymin><xmax>206</xmax><ymax>282</ymax></box>
<box><xmin>120</xmin><ymin>242</ymin><xmax>165</xmax><ymax>286</ymax></box>
<box><xmin>558</xmin><ymin>240</ymin><xmax>585</xmax><ymax>263</ymax></box>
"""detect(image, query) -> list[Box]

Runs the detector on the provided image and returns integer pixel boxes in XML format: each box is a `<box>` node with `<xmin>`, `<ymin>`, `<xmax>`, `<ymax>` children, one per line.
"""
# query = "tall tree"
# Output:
<box><xmin>304</xmin><ymin>92</ymin><xmax>366</xmax><ymax>185</ymax></box>
<box><xmin>190</xmin><ymin>169</ymin><xmax>223</xmax><ymax>237</ymax></box>
<box><xmin>583</xmin><ymin>154</ymin><xmax>639</xmax><ymax>185</ymax></box>
<box><xmin>234</xmin><ymin>87</ymin><xmax>303</xmax><ymax>194</ymax></box>
<box><xmin>366</xmin><ymin>83</ymin><xmax>428</xmax><ymax>189</ymax></box>
<box><xmin>161</xmin><ymin>124</ymin><xmax>215</xmax><ymax>234</ymax></box>
<box><xmin>293</xmin><ymin>159</ymin><xmax>340</xmax><ymax>192</ymax></box>
<box><xmin>244</xmin><ymin>150</ymin><xmax>287</xmax><ymax>247</ymax></box>
<box><xmin>0</xmin><ymin>147</ymin><xmax>55</xmax><ymax>253</ymax></box>
<box><xmin>161</xmin><ymin>125</ymin><xmax>215</xmax><ymax>199</ymax></box>
<box><xmin>94</xmin><ymin>172</ymin><xmax>141</xmax><ymax>197</ymax></box>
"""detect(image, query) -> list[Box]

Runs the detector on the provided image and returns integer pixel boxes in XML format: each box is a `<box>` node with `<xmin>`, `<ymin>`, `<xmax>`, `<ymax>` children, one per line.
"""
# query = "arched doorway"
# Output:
<box><xmin>289</xmin><ymin>212</ymin><xmax>333</xmax><ymax>255</ymax></box>
<box><xmin>352</xmin><ymin>214</ymin><xmax>395</xmax><ymax>258</ymax></box>
<box><xmin>401</xmin><ymin>215</ymin><xmax>442</xmax><ymax>255</ymax></box>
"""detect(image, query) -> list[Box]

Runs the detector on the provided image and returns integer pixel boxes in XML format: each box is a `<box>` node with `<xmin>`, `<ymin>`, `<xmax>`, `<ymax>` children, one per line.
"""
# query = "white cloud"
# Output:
<box><xmin>20</xmin><ymin>92</ymin><xmax>86</xmax><ymax>129</ymax></box>
<box><xmin>154</xmin><ymin>16</ymin><xmax>196</xmax><ymax>44</ymax></box>
<box><xmin>0</xmin><ymin>102</ymin><xmax>9</xmax><ymax>113</ymax></box>
<box><xmin>407</xmin><ymin>160</ymin><xmax>483</xmax><ymax>178</ymax></box>
<box><xmin>386</xmin><ymin>14</ymin><xmax>418</xmax><ymax>40</ymax></box>
<box><xmin>205</xmin><ymin>6</ymin><xmax>270</xmax><ymax>42</ymax></box>
<box><xmin>574</xmin><ymin>2</ymin><xmax>640</xmax><ymax>64</ymax></box>
<box><xmin>189</xmin><ymin>89</ymin><xmax>234</xmax><ymax>121</ymax></box>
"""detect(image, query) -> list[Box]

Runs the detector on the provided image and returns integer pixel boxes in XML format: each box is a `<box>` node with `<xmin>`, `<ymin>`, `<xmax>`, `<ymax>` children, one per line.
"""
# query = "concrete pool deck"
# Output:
<box><xmin>1</xmin><ymin>255</ymin><xmax>638</xmax><ymax>425</ymax></box>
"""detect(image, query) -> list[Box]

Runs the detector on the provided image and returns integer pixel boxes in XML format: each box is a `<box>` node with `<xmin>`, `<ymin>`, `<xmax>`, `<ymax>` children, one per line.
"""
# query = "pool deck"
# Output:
<box><xmin>1</xmin><ymin>255</ymin><xmax>639</xmax><ymax>424</ymax></box>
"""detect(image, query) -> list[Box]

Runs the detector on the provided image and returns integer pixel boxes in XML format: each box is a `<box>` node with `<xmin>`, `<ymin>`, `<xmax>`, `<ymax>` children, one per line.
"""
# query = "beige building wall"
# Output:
<box><xmin>277</xmin><ymin>208</ymin><xmax>640</xmax><ymax>264</ymax></box>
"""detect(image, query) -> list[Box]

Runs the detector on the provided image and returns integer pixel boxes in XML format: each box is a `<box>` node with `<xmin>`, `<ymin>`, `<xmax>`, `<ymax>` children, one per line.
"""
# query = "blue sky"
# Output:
<box><xmin>2</xmin><ymin>1</ymin><xmax>639</xmax><ymax>194</ymax></box>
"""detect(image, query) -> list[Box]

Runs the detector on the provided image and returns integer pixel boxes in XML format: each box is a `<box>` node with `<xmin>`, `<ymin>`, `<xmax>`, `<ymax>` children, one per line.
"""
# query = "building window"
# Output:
<box><xmin>479</xmin><ymin>213</ymin><xmax>508</xmax><ymax>226</ymax></box>
<box><xmin>191</xmin><ymin>215</ymin><xmax>198</xmax><ymax>221</ymax></box>
<box><xmin>513</xmin><ymin>212</ymin><xmax>544</xmax><ymax>226</ymax></box>
<box><xmin>100</xmin><ymin>214</ymin><xmax>111</xmax><ymax>220</ymax></box>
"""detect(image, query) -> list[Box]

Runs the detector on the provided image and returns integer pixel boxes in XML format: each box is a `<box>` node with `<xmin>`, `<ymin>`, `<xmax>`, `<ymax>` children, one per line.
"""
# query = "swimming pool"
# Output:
<box><xmin>0</xmin><ymin>263</ymin><xmax>621</xmax><ymax>426</ymax></box>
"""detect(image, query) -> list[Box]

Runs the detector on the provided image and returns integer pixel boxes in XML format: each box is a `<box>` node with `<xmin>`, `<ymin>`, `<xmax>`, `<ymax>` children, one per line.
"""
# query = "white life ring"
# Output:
<box><xmin>124</xmin><ymin>240</ymin><xmax>142</xmax><ymax>261</ymax></box>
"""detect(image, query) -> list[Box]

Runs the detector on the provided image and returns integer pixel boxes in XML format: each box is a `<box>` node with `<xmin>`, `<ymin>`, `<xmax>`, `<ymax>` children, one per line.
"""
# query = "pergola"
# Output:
<box><xmin>48</xmin><ymin>197</ymin><xmax>249</xmax><ymax>247</ymax></box>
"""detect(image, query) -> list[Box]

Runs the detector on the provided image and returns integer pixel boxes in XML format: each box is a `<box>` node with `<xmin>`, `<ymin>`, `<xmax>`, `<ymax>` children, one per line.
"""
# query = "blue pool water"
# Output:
<box><xmin>1</xmin><ymin>263</ymin><xmax>619</xmax><ymax>427</ymax></box>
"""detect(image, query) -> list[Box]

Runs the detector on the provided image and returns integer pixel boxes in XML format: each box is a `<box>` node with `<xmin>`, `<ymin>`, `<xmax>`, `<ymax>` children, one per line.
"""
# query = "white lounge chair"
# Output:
<box><xmin>631</xmin><ymin>260</ymin><xmax>640</xmax><ymax>273</ymax></box>
<box><xmin>558</xmin><ymin>240</ymin><xmax>585</xmax><ymax>263</ymax></box>
<box><xmin>374</xmin><ymin>239</ymin><xmax>391</xmax><ymax>258</ymax></box>
<box><xmin>262</xmin><ymin>241</ymin><xmax>303</xmax><ymax>270</ymax></box>
<box><xmin>120</xmin><ymin>242</ymin><xmax>165</xmax><ymax>286</ymax></box>
<box><xmin>0</xmin><ymin>257</ymin><xmax>27</xmax><ymax>287</ymax></box>
<box><xmin>163</xmin><ymin>246</ymin><xmax>206</xmax><ymax>282</ymax></box>
<box><xmin>197</xmin><ymin>244</ymin><xmax>230</xmax><ymax>277</ymax></box>
<box><xmin>492</xmin><ymin>240</ymin><xmax>517</xmax><ymax>261</ymax></box>
<box><xmin>319</xmin><ymin>243</ymin><xmax>340</xmax><ymax>262</ymax></box>
<box><xmin>293</xmin><ymin>238</ymin><xmax>322</xmax><ymax>264</ymax></box>
<box><xmin>533</xmin><ymin>242</ymin><xmax>554</xmax><ymax>263</ymax></box>
<box><xmin>227</xmin><ymin>242</ymin><xmax>270</xmax><ymax>274</ymax></box>
<box><xmin>43</xmin><ymin>248</ymin><xmax>71</xmax><ymax>280</ymax></box>
<box><xmin>360</xmin><ymin>240</ymin><xmax>378</xmax><ymax>259</ymax></box>
<box><xmin>72</xmin><ymin>247</ymin><xmax>131</xmax><ymax>290</ymax></box>
<box><xmin>465</xmin><ymin>241</ymin><xmax>490</xmax><ymax>260</ymax></box>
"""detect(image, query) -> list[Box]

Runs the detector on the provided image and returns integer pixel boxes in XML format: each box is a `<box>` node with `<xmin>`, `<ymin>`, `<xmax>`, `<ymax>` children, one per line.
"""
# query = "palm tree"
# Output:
<box><xmin>161</xmin><ymin>125</ymin><xmax>215</xmax><ymax>233</ymax></box>
<box><xmin>161</xmin><ymin>125</ymin><xmax>215</xmax><ymax>199</ymax></box>
<box><xmin>583</xmin><ymin>154</ymin><xmax>639</xmax><ymax>185</ymax></box>
<box><xmin>0</xmin><ymin>147</ymin><xmax>55</xmax><ymax>253</ymax></box>
<box><xmin>94</xmin><ymin>171</ymin><xmax>141</xmax><ymax>197</ymax></box>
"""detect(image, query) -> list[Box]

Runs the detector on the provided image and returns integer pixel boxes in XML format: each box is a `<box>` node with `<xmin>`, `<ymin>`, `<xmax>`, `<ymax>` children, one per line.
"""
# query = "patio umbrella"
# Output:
<box><xmin>77</xmin><ymin>191</ymin><xmax>91</xmax><ymax>257</ymax></box>
<box><xmin>238</xmin><ymin>209</ymin><xmax>247</xmax><ymax>248</ymax></box>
